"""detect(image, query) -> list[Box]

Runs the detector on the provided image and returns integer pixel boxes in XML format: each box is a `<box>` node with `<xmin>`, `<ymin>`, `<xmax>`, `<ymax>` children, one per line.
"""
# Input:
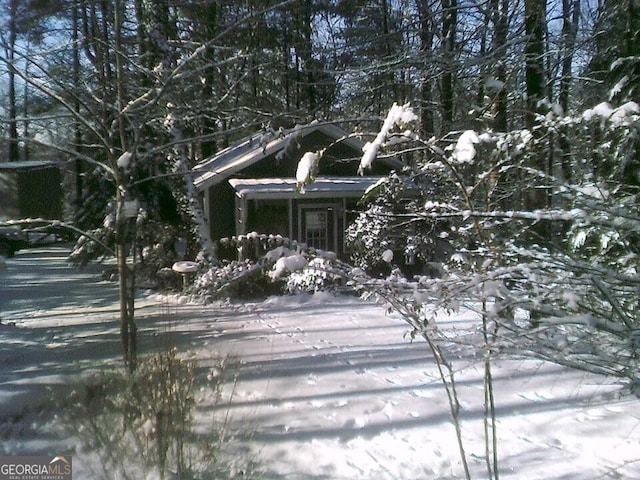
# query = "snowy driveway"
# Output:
<box><xmin>0</xmin><ymin>245</ymin><xmax>119</xmax><ymax>320</ymax></box>
<box><xmin>0</xmin><ymin>247</ymin><xmax>127</xmax><ymax>421</ymax></box>
<box><xmin>0</xmin><ymin>247</ymin><xmax>639</xmax><ymax>479</ymax></box>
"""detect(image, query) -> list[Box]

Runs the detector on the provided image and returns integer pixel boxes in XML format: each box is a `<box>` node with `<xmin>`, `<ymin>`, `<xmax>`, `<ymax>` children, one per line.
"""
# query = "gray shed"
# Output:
<box><xmin>0</xmin><ymin>161</ymin><xmax>63</xmax><ymax>221</ymax></box>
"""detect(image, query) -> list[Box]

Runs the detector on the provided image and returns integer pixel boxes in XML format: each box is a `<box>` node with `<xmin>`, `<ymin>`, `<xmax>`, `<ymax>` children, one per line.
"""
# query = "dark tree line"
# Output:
<box><xmin>2</xmin><ymin>1</ymin><xmax>635</xmax><ymax>167</ymax></box>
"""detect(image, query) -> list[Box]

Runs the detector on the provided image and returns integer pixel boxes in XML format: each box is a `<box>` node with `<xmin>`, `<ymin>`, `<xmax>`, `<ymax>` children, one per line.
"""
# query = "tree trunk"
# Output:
<box><xmin>441</xmin><ymin>0</ymin><xmax>457</xmax><ymax>134</ymax></box>
<box><xmin>117</xmin><ymin>236</ymin><xmax>136</xmax><ymax>372</ymax></box>
<box><xmin>381</xmin><ymin>0</ymin><xmax>397</xmax><ymax>106</ymax></box>
<box><xmin>524</xmin><ymin>0</ymin><xmax>547</xmax><ymax>130</ymax></box>
<box><xmin>417</xmin><ymin>0</ymin><xmax>435</xmax><ymax>138</ymax></box>
<box><xmin>491</xmin><ymin>0</ymin><xmax>509</xmax><ymax>132</ymax></box>
<box><xmin>7</xmin><ymin>0</ymin><xmax>20</xmax><ymax>162</ymax></box>
<box><xmin>72</xmin><ymin>1</ymin><xmax>84</xmax><ymax>219</ymax></box>
<box><xmin>559</xmin><ymin>0</ymin><xmax>581</xmax><ymax>183</ymax></box>
<box><xmin>114</xmin><ymin>0</ymin><xmax>137</xmax><ymax>371</ymax></box>
<box><xmin>198</xmin><ymin>3</ymin><xmax>218</xmax><ymax>159</ymax></box>
<box><xmin>300</xmin><ymin>0</ymin><xmax>316</xmax><ymax>112</ymax></box>
<box><xmin>172</xmin><ymin>127</ymin><xmax>217</xmax><ymax>264</ymax></box>
<box><xmin>524</xmin><ymin>0</ymin><xmax>550</xmax><ymax>237</ymax></box>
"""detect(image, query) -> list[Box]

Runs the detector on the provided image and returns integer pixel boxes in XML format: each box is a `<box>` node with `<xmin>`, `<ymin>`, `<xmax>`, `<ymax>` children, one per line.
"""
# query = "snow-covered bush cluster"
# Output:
<box><xmin>194</xmin><ymin>258</ymin><xmax>283</xmax><ymax>300</ymax></box>
<box><xmin>194</xmin><ymin>233</ymin><xmax>302</xmax><ymax>299</ymax></box>
<box><xmin>194</xmin><ymin>234</ymin><xmax>347</xmax><ymax>299</ymax></box>
<box><xmin>194</xmin><ymin>235</ymin><xmax>310</xmax><ymax>299</ymax></box>
<box><xmin>284</xmin><ymin>256</ymin><xmax>344</xmax><ymax>294</ymax></box>
<box><xmin>346</xmin><ymin>172</ymin><xmax>453</xmax><ymax>277</ymax></box>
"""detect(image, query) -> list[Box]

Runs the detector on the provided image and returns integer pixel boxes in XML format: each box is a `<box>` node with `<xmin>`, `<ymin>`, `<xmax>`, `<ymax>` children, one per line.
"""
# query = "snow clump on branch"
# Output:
<box><xmin>582</xmin><ymin>101</ymin><xmax>640</xmax><ymax>126</ymax></box>
<box><xmin>295</xmin><ymin>104</ymin><xmax>417</xmax><ymax>191</ymax></box>
<box><xmin>296</xmin><ymin>150</ymin><xmax>322</xmax><ymax>193</ymax></box>
<box><xmin>381</xmin><ymin>249</ymin><xmax>394</xmax><ymax>263</ymax></box>
<box><xmin>451</xmin><ymin>130</ymin><xmax>481</xmax><ymax>163</ymax></box>
<box><xmin>358</xmin><ymin>102</ymin><xmax>418</xmax><ymax>174</ymax></box>
<box><xmin>269</xmin><ymin>250</ymin><xmax>308</xmax><ymax>279</ymax></box>
<box><xmin>116</xmin><ymin>151</ymin><xmax>133</xmax><ymax>170</ymax></box>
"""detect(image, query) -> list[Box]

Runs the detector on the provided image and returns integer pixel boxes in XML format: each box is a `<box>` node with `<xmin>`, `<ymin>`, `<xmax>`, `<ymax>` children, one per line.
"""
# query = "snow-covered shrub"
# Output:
<box><xmin>284</xmin><ymin>256</ymin><xmax>343</xmax><ymax>294</ymax></box>
<box><xmin>194</xmin><ymin>241</ymin><xmax>312</xmax><ymax>299</ymax></box>
<box><xmin>416</xmin><ymin>103</ymin><xmax>640</xmax><ymax>389</ymax></box>
<box><xmin>195</xmin><ymin>258</ymin><xmax>284</xmax><ymax>300</ymax></box>
<box><xmin>346</xmin><ymin>172</ymin><xmax>452</xmax><ymax>277</ymax></box>
<box><xmin>195</xmin><ymin>238</ymin><xmax>349</xmax><ymax>299</ymax></box>
<box><xmin>346</xmin><ymin>203</ymin><xmax>393</xmax><ymax>275</ymax></box>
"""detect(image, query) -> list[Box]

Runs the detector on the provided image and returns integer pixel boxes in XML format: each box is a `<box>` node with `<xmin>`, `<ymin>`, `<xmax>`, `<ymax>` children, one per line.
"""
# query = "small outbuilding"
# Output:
<box><xmin>193</xmin><ymin>122</ymin><xmax>399</xmax><ymax>259</ymax></box>
<box><xmin>0</xmin><ymin>161</ymin><xmax>63</xmax><ymax>221</ymax></box>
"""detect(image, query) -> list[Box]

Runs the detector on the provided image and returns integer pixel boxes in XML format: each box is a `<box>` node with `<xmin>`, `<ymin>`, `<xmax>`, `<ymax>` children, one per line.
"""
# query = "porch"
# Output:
<box><xmin>228</xmin><ymin>177</ymin><xmax>383</xmax><ymax>259</ymax></box>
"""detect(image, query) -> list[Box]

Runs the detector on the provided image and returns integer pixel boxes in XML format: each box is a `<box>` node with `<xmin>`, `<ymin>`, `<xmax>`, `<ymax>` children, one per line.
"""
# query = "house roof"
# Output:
<box><xmin>0</xmin><ymin>160</ymin><xmax>60</xmax><ymax>171</ymax></box>
<box><xmin>229</xmin><ymin>176</ymin><xmax>384</xmax><ymax>200</ymax></box>
<box><xmin>193</xmin><ymin>122</ymin><xmax>372</xmax><ymax>191</ymax></box>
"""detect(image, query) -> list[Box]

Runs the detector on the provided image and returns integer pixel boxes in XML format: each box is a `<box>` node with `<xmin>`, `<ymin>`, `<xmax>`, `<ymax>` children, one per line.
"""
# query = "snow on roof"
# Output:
<box><xmin>0</xmin><ymin>160</ymin><xmax>60</xmax><ymax>170</ymax></box>
<box><xmin>229</xmin><ymin>176</ymin><xmax>384</xmax><ymax>200</ymax></box>
<box><xmin>193</xmin><ymin>122</ymin><xmax>365</xmax><ymax>191</ymax></box>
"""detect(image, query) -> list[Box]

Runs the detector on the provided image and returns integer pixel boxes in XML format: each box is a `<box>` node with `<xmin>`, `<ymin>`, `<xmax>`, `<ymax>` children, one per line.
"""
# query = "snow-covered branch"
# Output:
<box><xmin>358</xmin><ymin>102</ymin><xmax>418</xmax><ymax>174</ymax></box>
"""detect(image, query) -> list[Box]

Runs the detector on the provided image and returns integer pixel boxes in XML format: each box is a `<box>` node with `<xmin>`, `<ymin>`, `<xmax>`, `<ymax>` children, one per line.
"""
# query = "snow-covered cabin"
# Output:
<box><xmin>193</xmin><ymin>122</ymin><xmax>399</xmax><ymax>259</ymax></box>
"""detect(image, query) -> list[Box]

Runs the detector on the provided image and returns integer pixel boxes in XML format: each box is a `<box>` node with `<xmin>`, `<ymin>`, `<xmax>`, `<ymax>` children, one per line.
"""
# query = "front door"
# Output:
<box><xmin>299</xmin><ymin>205</ymin><xmax>338</xmax><ymax>252</ymax></box>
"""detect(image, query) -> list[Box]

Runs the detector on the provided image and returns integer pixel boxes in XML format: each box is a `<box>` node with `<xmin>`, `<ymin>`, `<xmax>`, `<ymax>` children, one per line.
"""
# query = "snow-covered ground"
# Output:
<box><xmin>1</xmin><ymin>246</ymin><xmax>639</xmax><ymax>479</ymax></box>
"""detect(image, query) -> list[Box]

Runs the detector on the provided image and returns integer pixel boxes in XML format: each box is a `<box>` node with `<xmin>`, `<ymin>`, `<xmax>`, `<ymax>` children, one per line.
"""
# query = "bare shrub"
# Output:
<box><xmin>66</xmin><ymin>349</ymin><xmax>258</xmax><ymax>479</ymax></box>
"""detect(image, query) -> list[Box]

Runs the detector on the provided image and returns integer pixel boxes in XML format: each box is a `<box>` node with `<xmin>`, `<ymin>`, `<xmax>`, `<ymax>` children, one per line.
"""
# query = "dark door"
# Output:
<box><xmin>299</xmin><ymin>205</ymin><xmax>338</xmax><ymax>251</ymax></box>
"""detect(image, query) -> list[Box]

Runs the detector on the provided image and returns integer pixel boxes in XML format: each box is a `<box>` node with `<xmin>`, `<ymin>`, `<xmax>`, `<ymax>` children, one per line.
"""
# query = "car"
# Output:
<box><xmin>0</xmin><ymin>226</ymin><xmax>28</xmax><ymax>257</ymax></box>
